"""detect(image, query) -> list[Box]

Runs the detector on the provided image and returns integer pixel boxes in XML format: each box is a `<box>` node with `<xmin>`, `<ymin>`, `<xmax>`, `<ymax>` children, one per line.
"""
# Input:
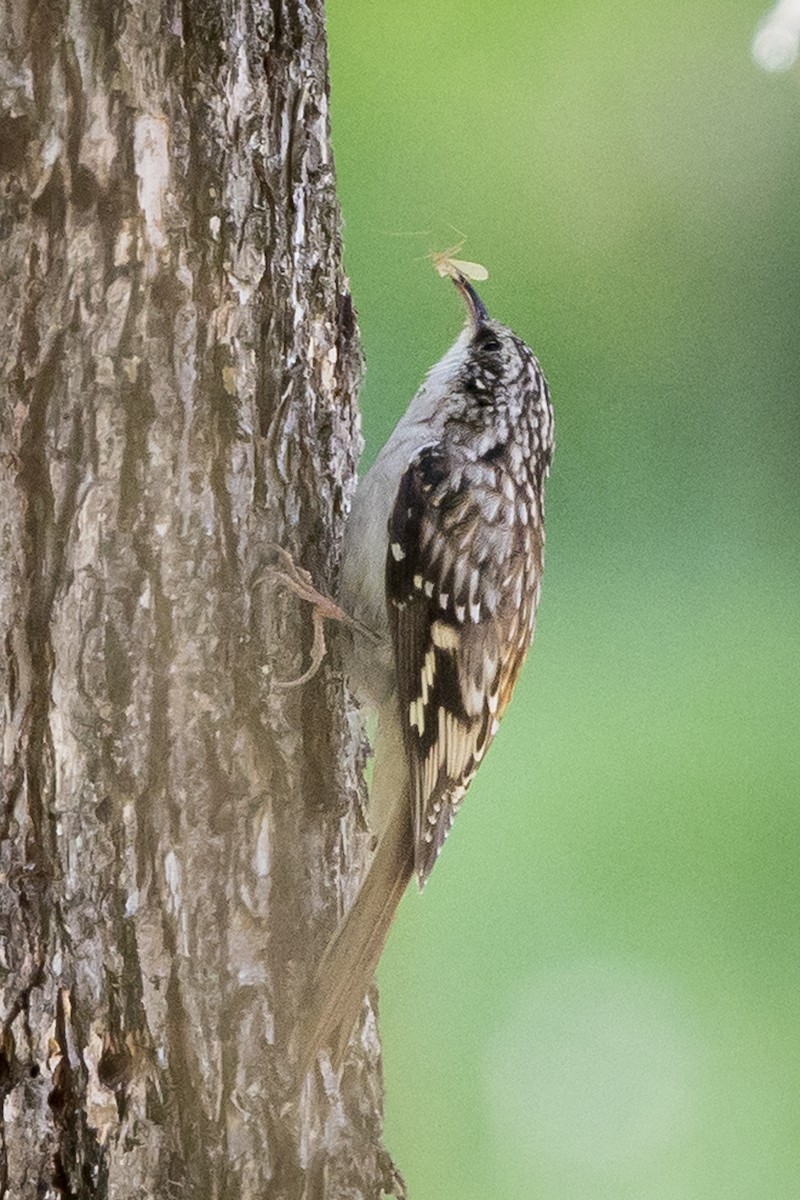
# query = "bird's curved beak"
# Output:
<box><xmin>452</xmin><ymin>272</ymin><xmax>489</xmax><ymax>329</ymax></box>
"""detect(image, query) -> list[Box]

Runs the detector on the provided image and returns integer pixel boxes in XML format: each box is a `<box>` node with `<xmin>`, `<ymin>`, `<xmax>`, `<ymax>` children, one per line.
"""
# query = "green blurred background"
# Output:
<box><xmin>326</xmin><ymin>2</ymin><xmax>800</xmax><ymax>1196</ymax></box>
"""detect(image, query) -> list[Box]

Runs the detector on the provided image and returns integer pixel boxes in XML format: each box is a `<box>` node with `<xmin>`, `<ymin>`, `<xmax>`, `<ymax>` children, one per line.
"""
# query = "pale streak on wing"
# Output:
<box><xmin>386</xmin><ymin>444</ymin><xmax>544</xmax><ymax>883</ymax></box>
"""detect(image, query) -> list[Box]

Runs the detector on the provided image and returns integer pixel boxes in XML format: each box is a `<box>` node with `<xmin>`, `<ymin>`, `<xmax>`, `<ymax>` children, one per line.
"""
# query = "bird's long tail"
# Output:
<box><xmin>300</xmin><ymin>711</ymin><xmax>413</xmax><ymax>1074</ymax></box>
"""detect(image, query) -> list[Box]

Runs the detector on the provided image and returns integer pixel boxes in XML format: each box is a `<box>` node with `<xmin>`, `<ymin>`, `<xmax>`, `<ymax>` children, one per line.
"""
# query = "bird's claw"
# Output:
<box><xmin>259</xmin><ymin>545</ymin><xmax>371</xmax><ymax>688</ymax></box>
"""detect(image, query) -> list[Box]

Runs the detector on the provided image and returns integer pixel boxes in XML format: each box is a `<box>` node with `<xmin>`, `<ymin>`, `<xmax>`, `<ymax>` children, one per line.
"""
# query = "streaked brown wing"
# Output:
<box><xmin>386</xmin><ymin>443</ymin><xmax>542</xmax><ymax>884</ymax></box>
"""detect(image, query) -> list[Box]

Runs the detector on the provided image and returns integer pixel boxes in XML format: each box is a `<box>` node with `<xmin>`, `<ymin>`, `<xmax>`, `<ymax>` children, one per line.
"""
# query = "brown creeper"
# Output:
<box><xmin>303</xmin><ymin>271</ymin><xmax>554</xmax><ymax>1069</ymax></box>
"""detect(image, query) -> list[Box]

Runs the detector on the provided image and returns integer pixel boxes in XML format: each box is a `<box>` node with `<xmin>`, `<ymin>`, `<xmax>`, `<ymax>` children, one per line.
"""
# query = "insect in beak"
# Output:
<box><xmin>430</xmin><ymin>247</ymin><xmax>490</xmax><ymax>329</ymax></box>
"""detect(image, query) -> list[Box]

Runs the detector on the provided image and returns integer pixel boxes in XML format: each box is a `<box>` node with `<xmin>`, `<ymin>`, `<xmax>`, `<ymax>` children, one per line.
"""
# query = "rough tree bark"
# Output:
<box><xmin>0</xmin><ymin>2</ymin><xmax>399</xmax><ymax>1196</ymax></box>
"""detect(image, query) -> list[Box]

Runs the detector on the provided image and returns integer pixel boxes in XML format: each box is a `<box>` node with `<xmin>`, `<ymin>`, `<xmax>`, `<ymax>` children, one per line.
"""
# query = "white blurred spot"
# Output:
<box><xmin>486</xmin><ymin>961</ymin><xmax>701</xmax><ymax>1173</ymax></box>
<box><xmin>752</xmin><ymin>0</ymin><xmax>800</xmax><ymax>71</ymax></box>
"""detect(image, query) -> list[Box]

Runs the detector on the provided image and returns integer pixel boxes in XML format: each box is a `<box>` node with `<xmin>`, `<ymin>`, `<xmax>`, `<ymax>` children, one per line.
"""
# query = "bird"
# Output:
<box><xmin>300</xmin><ymin>267</ymin><xmax>554</xmax><ymax>1072</ymax></box>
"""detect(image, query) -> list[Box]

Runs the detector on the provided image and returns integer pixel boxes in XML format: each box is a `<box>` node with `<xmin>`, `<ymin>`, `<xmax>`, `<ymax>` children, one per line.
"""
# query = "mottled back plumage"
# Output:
<box><xmin>385</xmin><ymin>320</ymin><xmax>553</xmax><ymax>882</ymax></box>
<box><xmin>303</xmin><ymin>274</ymin><xmax>554</xmax><ymax>1071</ymax></box>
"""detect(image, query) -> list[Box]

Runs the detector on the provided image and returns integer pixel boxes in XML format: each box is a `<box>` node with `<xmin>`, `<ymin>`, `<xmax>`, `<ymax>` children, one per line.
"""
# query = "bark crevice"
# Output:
<box><xmin>1</xmin><ymin>1</ymin><xmax>395</xmax><ymax>1195</ymax></box>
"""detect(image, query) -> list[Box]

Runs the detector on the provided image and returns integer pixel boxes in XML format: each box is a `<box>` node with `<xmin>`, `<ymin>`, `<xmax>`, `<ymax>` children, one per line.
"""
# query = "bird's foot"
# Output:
<box><xmin>261</xmin><ymin>545</ymin><xmax>375</xmax><ymax>689</ymax></box>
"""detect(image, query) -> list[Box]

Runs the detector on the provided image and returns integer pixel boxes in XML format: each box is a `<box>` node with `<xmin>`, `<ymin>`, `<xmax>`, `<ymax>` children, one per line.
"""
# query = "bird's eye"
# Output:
<box><xmin>479</xmin><ymin>337</ymin><xmax>501</xmax><ymax>353</ymax></box>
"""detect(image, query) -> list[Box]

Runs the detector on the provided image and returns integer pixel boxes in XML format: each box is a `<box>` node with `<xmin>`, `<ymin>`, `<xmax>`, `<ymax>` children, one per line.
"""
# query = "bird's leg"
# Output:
<box><xmin>261</xmin><ymin>545</ymin><xmax>376</xmax><ymax>690</ymax></box>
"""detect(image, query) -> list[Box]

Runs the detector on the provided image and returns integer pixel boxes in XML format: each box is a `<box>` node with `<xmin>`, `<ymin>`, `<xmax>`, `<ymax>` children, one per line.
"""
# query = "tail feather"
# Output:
<box><xmin>300</xmin><ymin>797</ymin><xmax>413</xmax><ymax>1073</ymax></box>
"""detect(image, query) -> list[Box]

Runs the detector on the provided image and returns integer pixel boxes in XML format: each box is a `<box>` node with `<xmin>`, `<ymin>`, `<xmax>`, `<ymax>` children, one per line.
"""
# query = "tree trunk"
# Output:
<box><xmin>0</xmin><ymin>2</ymin><xmax>398</xmax><ymax>1196</ymax></box>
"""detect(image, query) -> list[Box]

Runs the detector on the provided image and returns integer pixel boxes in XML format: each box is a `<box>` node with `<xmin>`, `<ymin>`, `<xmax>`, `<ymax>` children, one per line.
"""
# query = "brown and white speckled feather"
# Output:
<box><xmin>386</xmin><ymin>322</ymin><xmax>552</xmax><ymax>882</ymax></box>
<box><xmin>303</xmin><ymin>274</ymin><xmax>554</xmax><ymax>1072</ymax></box>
